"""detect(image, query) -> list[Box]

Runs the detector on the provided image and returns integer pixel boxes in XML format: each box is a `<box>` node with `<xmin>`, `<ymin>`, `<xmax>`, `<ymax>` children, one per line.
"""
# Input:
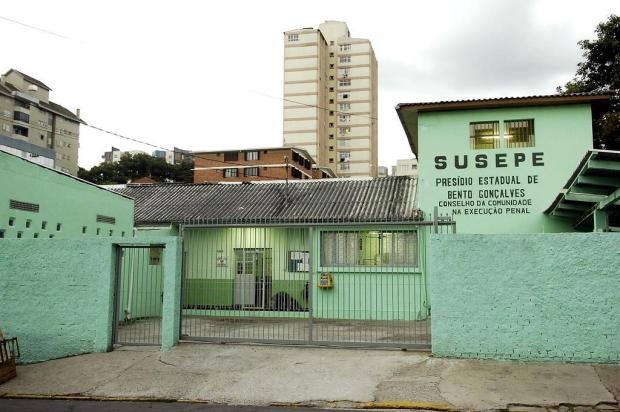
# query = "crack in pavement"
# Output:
<box><xmin>81</xmin><ymin>352</ymin><xmax>157</xmax><ymax>395</ymax></box>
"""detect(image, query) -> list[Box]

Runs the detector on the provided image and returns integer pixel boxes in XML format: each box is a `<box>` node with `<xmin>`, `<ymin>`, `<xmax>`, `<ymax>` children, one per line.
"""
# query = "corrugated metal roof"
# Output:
<box><xmin>112</xmin><ymin>176</ymin><xmax>419</xmax><ymax>225</ymax></box>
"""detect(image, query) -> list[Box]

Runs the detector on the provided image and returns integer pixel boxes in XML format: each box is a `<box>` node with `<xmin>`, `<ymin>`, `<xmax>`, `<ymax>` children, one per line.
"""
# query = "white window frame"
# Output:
<box><xmin>223</xmin><ymin>168</ymin><xmax>238</xmax><ymax>178</ymax></box>
<box><xmin>245</xmin><ymin>151</ymin><xmax>259</xmax><ymax>161</ymax></box>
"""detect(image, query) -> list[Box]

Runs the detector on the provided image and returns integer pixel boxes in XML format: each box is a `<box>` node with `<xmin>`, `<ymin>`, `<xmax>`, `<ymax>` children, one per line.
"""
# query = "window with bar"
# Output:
<box><xmin>505</xmin><ymin>119</ymin><xmax>534</xmax><ymax>148</ymax></box>
<box><xmin>320</xmin><ymin>231</ymin><xmax>418</xmax><ymax>267</ymax></box>
<box><xmin>470</xmin><ymin>121</ymin><xmax>500</xmax><ymax>149</ymax></box>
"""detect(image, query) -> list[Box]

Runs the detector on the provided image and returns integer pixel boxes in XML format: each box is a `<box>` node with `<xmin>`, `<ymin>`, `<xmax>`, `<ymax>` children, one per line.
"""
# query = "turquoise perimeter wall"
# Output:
<box><xmin>0</xmin><ymin>237</ymin><xmax>181</xmax><ymax>363</ymax></box>
<box><xmin>417</xmin><ymin>105</ymin><xmax>592</xmax><ymax>233</ymax></box>
<box><xmin>428</xmin><ymin>233</ymin><xmax>620</xmax><ymax>363</ymax></box>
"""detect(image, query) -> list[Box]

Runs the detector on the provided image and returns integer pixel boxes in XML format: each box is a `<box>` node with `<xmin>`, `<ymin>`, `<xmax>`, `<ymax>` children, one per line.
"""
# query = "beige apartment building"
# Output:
<box><xmin>0</xmin><ymin>69</ymin><xmax>82</xmax><ymax>175</ymax></box>
<box><xmin>283</xmin><ymin>21</ymin><xmax>378</xmax><ymax>177</ymax></box>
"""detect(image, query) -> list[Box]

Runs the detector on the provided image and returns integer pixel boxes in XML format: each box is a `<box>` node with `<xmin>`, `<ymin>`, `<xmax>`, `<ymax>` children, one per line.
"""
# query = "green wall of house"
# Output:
<box><xmin>428</xmin><ymin>233</ymin><xmax>620</xmax><ymax>362</ymax></box>
<box><xmin>0</xmin><ymin>151</ymin><xmax>134</xmax><ymax>239</ymax></box>
<box><xmin>183</xmin><ymin>227</ymin><xmax>310</xmax><ymax>309</ymax></box>
<box><xmin>179</xmin><ymin>226</ymin><xmax>428</xmax><ymax>321</ymax></box>
<box><xmin>416</xmin><ymin>104</ymin><xmax>593</xmax><ymax>233</ymax></box>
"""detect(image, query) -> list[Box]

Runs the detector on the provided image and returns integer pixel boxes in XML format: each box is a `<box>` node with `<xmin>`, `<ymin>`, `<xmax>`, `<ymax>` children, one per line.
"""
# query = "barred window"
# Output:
<box><xmin>470</xmin><ymin>121</ymin><xmax>500</xmax><ymax>149</ymax></box>
<box><xmin>320</xmin><ymin>231</ymin><xmax>418</xmax><ymax>267</ymax></box>
<box><xmin>287</xmin><ymin>34</ymin><xmax>299</xmax><ymax>42</ymax></box>
<box><xmin>505</xmin><ymin>119</ymin><xmax>534</xmax><ymax>148</ymax></box>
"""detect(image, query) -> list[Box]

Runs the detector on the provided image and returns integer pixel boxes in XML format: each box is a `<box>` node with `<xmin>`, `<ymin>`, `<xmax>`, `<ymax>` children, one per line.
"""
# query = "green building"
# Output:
<box><xmin>396</xmin><ymin>93</ymin><xmax>619</xmax><ymax>233</ymax></box>
<box><xmin>113</xmin><ymin>177</ymin><xmax>449</xmax><ymax>348</ymax></box>
<box><xmin>0</xmin><ymin>150</ymin><xmax>134</xmax><ymax>239</ymax></box>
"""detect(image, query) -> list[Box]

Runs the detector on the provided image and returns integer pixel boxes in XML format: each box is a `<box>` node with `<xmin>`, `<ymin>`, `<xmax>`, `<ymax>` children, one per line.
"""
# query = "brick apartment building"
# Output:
<box><xmin>193</xmin><ymin>147</ymin><xmax>336</xmax><ymax>183</ymax></box>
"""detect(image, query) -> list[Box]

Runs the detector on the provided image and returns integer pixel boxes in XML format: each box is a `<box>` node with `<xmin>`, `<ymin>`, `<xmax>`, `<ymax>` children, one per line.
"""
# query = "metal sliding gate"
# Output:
<box><xmin>181</xmin><ymin>219</ymin><xmax>455</xmax><ymax>349</ymax></box>
<box><xmin>113</xmin><ymin>245</ymin><xmax>165</xmax><ymax>346</ymax></box>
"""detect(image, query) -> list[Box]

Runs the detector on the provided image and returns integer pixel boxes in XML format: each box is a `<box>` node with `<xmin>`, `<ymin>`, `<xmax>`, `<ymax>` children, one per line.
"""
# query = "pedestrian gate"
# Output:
<box><xmin>113</xmin><ymin>245</ymin><xmax>165</xmax><ymax>346</ymax></box>
<box><xmin>180</xmin><ymin>221</ymin><xmax>453</xmax><ymax>349</ymax></box>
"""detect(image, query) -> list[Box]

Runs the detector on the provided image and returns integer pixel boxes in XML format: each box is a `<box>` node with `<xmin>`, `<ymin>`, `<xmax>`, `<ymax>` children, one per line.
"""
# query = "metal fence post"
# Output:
<box><xmin>308</xmin><ymin>226</ymin><xmax>314</xmax><ymax>343</ymax></box>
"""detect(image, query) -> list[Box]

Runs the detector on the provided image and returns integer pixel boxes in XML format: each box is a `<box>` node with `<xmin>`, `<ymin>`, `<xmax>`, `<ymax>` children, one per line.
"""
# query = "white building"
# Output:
<box><xmin>391</xmin><ymin>158</ymin><xmax>418</xmax><ymax>177</ymax></box>
<box><xmin>283</xmin><ymin>21</ymin><xmax>378</xmax><ymax>177</ymax></box>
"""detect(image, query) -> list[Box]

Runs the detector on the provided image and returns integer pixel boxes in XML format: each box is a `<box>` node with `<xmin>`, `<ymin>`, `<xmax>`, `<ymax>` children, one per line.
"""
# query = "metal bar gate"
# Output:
<box><xmin>113</xmin><ymin>245</ymin><xmax>165</xmax><ymax>346</ymax></box>
<box><xmin>180</xmin><ymin>218</ymin><xmax>454</xmax><ymax>349</ymax></box>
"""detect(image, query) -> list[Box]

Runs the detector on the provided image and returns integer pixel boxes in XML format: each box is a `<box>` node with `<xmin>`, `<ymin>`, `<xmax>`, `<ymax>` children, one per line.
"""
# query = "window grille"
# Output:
<box><xmin>470</xmin><ymin>121</ymin><xmax>500</xmax><ymax>149</ymax></box>
<box><xmin>505</xmin><ymin>119</ymin><xmax>535</xmax><ymax>148</ymax></box>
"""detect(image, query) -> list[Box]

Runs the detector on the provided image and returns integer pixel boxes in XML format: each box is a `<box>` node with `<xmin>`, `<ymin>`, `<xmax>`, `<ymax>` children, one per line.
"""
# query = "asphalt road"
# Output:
<box><xmin>0</xmin><ymin>399</ymin><xmax>356</xmax><ymax>412</ymax></box>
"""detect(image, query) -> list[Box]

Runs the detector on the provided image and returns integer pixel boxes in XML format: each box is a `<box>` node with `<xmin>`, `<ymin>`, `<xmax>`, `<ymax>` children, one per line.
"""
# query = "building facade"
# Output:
<box><xmin>102</xmin><ymin>147</ymin><xmax>148</xmax><ymax>163</ymax></box>
<box><xmin>0</xmin><ymin>150</ymin><xmax>134</xmax><ymax>239</ymax></box>
<box><xmin>396</xmin><ymin>93</ymin><xmax>614</xmax><ymax>233</ymax></box>
<box><xmin>391</xmin><ymin>158</ymin><xmax>419</xmax><ymax>177</ymax></box>
<box><xmin>283</xmin><ymin>21</ymin><xmax>378</xmax><ymax>177</ymax></box>
<box><xmin>153</xmin><ymin>147</ymin><xmax>192</xmax><ymax>165</ymax></box>
<box><xmin>193</xmin><ymin>147</ymin><xmax>336</xmax><ymax>183</ymax></box>
<box><xmin>0</xmin><ymin>69</ymin><xmax>82</xmax><ymax>175</ymax></box>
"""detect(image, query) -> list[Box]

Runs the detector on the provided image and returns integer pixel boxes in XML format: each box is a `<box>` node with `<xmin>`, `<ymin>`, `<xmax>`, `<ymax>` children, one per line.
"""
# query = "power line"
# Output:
<box><xmin>0</xmin><ymin>15</ymin><xmax>71</xmax><ymax>40</ymax></box>
<box><xmin>86</xmin><ymin>124</ymin><xmax>326</xmax><ymax>182</ymax></box>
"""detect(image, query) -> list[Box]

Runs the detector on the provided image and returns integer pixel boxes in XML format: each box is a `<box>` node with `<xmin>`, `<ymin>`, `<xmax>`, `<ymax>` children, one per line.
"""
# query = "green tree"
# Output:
<box><xmin>78</xmin><ymin>153</ymin><xmax>194</xmax><ymax>184</ymax></box>
<box><xmin>558</xmin><ymin>14</ymin><xmax>620</xmax><ymax>150</ymax></box>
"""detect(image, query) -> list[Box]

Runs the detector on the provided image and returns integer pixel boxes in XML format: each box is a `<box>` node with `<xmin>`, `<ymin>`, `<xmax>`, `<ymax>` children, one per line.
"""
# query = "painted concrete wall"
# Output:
<box><xmin>428</xmin><ymin>233</ymin><xmax>620</xmax><ymax>363</ymax></box>
<box><xmin>0</xmin><ymin>150</ymin><xmax>134</xmax><ymax>239</ymax></box>
<box><xmin>417</xmin><ymin>104</ymin><xmax>593</xmax><ymax>233</ymax></box>
<box><xmin>0</xmin><ymin>238</ymin><xmax>116</xmax><ymax>363</ymax></box>
<box><xmin>0</xmin><ymin>237</ymin><xmax>182</xmax><ymax>363</ymax></box>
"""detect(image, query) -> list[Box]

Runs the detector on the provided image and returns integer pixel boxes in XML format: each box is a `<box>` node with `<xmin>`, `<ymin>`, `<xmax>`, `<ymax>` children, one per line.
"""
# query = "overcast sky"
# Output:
<box><xmin>1</xmin><ymin>0</ymin><xmax>618</xmax><ymax>170</ymax></box>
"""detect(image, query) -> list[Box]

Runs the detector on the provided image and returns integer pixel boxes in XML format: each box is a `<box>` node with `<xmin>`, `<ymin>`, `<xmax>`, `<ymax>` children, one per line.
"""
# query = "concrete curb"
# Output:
<box><xmin>0</xmin><ymin>393</ymin><xmax>456</xmax><ymax>410</ymax></box>
<box><xmin>360</xmin><ymin>401</ymin><xmax>455</xmax><ymax>410</ymax></box>
<box><xmin>2</xmin><ymin>394</ymin><xmax>617</xmax><ymax>411</ymax></box>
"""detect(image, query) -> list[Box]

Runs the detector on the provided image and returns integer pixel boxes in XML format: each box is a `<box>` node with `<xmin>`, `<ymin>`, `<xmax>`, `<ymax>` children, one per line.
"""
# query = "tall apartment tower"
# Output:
<box><xmin>283</xmin><ymin>21</ymin><xmax>378</xmax><ymax>177</ymax></box>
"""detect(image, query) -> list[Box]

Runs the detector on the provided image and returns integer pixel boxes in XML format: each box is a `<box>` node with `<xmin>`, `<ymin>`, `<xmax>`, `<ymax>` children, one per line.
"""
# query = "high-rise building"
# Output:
<box><xmin>391</xmin><ymin>158</ymin><xmax>419</xmax><ymax>177</ymax></box>
<box><xmin>0</xmin><ymin>69</ymin><xmax>83</xmax><ymax>175</ymax></box>
<box><xmin>283</xmin><ymin>21</ymin><xmax>378</xmax><ymax>177</ymax></box>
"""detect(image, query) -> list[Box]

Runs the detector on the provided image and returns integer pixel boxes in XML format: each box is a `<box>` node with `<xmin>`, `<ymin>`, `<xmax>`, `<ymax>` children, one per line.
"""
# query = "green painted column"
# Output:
<box><xmin>161</xmin><ymin>237</ymin><xmax>182</xmax><ymax>350</ymax></box>
<box><xmin>593</xmin><ymin>209</ymin><xmax>609</xmax><ymax>232</ymax></box>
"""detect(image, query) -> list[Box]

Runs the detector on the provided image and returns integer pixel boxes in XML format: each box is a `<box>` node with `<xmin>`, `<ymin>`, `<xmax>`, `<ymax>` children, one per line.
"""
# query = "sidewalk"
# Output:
<box><xmin>0</xmin><ymin>343</ymin><xmax>618</xmax><ymax>411</ymax></box>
